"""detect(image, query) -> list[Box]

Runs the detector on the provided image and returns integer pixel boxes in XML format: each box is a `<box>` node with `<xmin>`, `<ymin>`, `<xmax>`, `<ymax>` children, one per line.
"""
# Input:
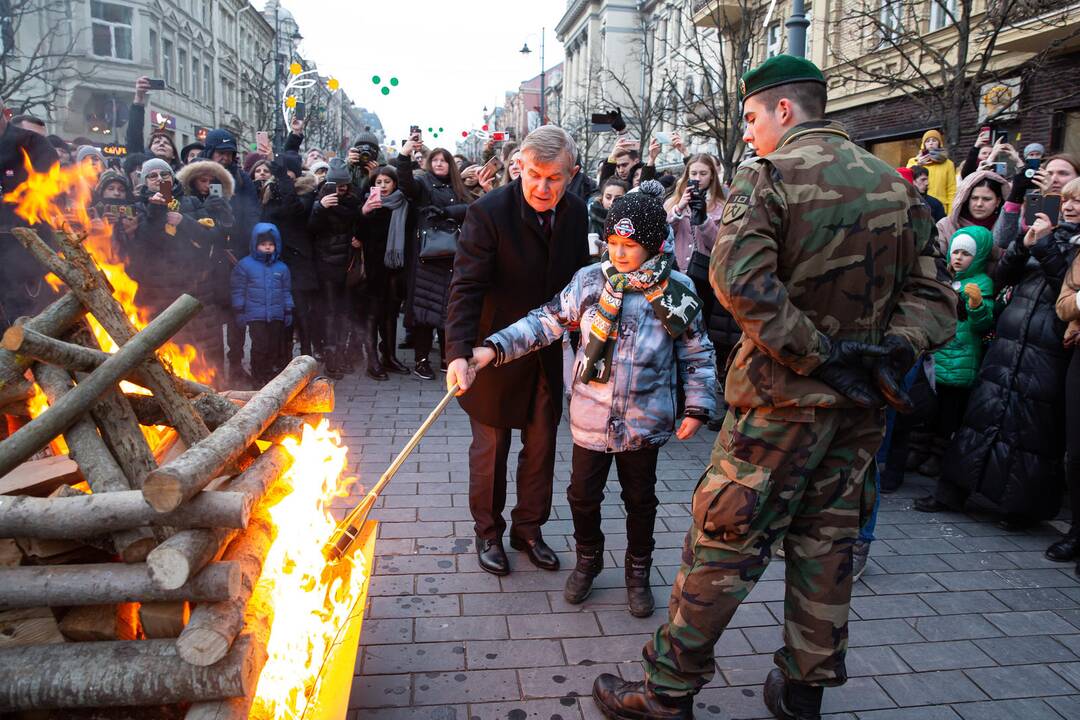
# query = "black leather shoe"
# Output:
<box><xmin>383</xmin><ymin>355</ymin><xmax>410</xmax><ymax>375</ymax></box>
<box><xmin>592</xmin><ymin>674</ymin><xmax>693</xmax><ymax>720</ymax></box>
<box><xmin>1047</xmin><ymin>533</ymin><xmax>1080</xmax><ymax>562</ymax></box>
<box><xmin>366</xmin><ymin>362</ymin><xmax>389</xmax><ymax>382</ymax></box>
<box><xmin>510</xmin><ymin>535</ymin><xmax>560</xmax><ymax>571</ymax></box>
<box><xmin>476</xmin><ymin>536</ymin><xmax>509</xmax><ymax>576</ymax></box>
<box><xmin>913</xmin><ymin>495</ymin><xmax>951</xmax><ymax>513</ymax></box>
<box><xmin>763</xmin><ymin>669</ymin><xmax>823</xmax><ymax>720</ymax></box>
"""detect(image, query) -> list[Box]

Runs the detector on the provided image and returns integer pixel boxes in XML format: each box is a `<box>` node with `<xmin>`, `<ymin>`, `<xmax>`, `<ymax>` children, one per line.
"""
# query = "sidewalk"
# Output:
<box><xmin>332</xmin><ymin>370</ymin><xmax>1080</xmax><ymax>720</ymax></box>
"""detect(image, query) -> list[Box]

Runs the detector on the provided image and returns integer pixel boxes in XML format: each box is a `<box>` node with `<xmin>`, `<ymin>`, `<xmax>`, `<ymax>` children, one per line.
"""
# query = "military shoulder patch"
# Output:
<box><xmin>722</xmin><ymin>193</ymin><xmax>751</xmax><ymax>225</ymax></box>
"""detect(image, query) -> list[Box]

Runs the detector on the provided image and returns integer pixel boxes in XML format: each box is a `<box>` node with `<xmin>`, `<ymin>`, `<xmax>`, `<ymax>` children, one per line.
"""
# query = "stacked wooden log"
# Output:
<box><xmin>0</xmin><ymin>227</ymin><xmax>335</xmax><ymax>718</ymax></box>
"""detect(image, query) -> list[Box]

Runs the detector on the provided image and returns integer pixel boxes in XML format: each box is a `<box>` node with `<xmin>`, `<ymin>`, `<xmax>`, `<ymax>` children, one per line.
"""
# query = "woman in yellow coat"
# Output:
<box><xmin>907</xmin><ymin>129</ymin><xmax>957</xmax><ymax>214</ymax></box>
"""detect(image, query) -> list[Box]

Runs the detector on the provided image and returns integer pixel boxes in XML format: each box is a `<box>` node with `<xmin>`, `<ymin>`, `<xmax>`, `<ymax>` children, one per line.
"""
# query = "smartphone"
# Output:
<box><xmin>654</xmin><ymin>131</ymin><xmax>672</xmax><ymax>145</ymax></box>
<box><xmin>207</xmin><ymin>182</ymin><xmax>222</xmax><ymax>198</ymax></box>
<box><xmin>1024</xmin><ymin>157</ymin><xmax>1041</xmax><ymax>179</ymax></box>
<box><xmin>147</xmin><ymin>78</ymin><xmax>167</xmax><ymax>90</ymax></box>
<box><xmin>159</xmin><ymin>177</ymin><xmax>173</xmax><ymax>203</ymax></box>
<box><xmin>369</xmin><ymin>186</ymin><xmax>381</xmax><ymax>201</ymax></box>
<box><xmin>490</xmin><ymin>131</ymin><xmax>507</xmax><ymax>142</ymax></box>
<box><xmin>256</xmin><ymin>131</ymin><xmax>271</xmax><ymax>153</ymax></box>
<box><xmin>324</xmin><ymin>181</ymin><xmax>337</xmax><ymax>195</ymax></box>
<box><xmin>1024</xmin><ymin>193</ymin><xmax>1062</xmax><ymax>227</ymax></box>
<box><xmin>410</xmin><ymin>125</ymin><xmax>421</xmax><ymax>142</ymax></box>
<box><xmin>482</xmin><ymin>155</ymin><xmax>500</xmax><ymax>176</ymax></box>
<box><xmin>992</xmin><ymin>129</ymin><xmax>1009</xmax><ymax>146</ymax></box>
<box><xmin>994</xmin><ymin>161</ymin><xmax>1007</xmax><ymax>176</ymax></box>
<box><xmin>294</xmin><ymin>101</ymin><xmax>306</xmax><ymax>121</ymax></box>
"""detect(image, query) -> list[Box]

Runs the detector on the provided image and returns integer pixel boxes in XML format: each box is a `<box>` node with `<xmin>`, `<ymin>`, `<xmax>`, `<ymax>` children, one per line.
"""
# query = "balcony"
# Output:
<box><xmin>692</xmin><ymin>0</ymin><xmax>746</xmax><ymax>27</ymax></box>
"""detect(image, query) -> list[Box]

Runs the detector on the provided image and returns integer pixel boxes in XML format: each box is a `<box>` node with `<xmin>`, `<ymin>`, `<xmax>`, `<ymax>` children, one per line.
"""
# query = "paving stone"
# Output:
<box><xmin>466</xmin><ymin>639</ymin><xmax>564</xmax><ymax>669</ymax></box>
<box><xmin>414</xmin><ymin>571</ymin><xmax>502</xmax><ymax>594</ymax></box>
<box><xmin>509</xmin><ymin>612</ymin><xmax>601</xmax><ymax>639</ymax></box>
<box><xmin>983</xmin><ymin>610</ymin><xmax>1078</xmax><ymax>636</ymax></box>
<box><xmin>876</xmin><ymin>670</ymin><xmax>988</xmax><ymax>706</ymax></box>
<box><xmin>819</xmin><ymin>676</ymin><xmax>896</xmax><ymax>713</ymax></box>
<box><xmin>911</xmin><ymin>614</ymin><xmax>1003</xmax><ymax>641</ymax></box>
<box><xmin>715</xmin><ymin>652</ymin><xmax>776</xmax><ymax>686</ymax></box>
<box><xmin>357</xmin><ymin>618</ymin><xmax>413</xmax><ymax>646</ymax></box>
<box><xmin>1045</xmin><ymin>695</ymin><xmax>1080</xmax><ymax>718</ymax></box>
<box><xmin>862</xmin><ymin>572</ymin><xmax>946</xmax><ymax>595</ymax></box>
<box><xmin>939</xmin><ymin>552</ymin><xmax>1019</xmax><ymax>571</ymax></box>
<box><xmin>920</xmin><ymin>590</ymin><xmax>1010</xmax><ymax>615</ymax></box>
<box><xmin>872</xmin><ymin>554</ymin><xmax>954</xmax><ymax>574</ymax></box>
<box><xmin>362</xmin><ymin>641</ymin><xmax>466</xmax><ymax>674</ymax></box>
<box><xmin>853</xmin><ymin>709</ymin><xmax>961</xmax><ymax>720</ymax></box>
<box><xmin>462</xmin><ymin>591</ymin><xmax>552</xmax><ymax>616</ymax></box>
<box><xmin>1050</xmin><ymin>661</ymin><xmax>1080</xmax><ymax>691</ymax></box>
<box><xmin>411</xmin><ymin>669</ymin><xmax>519</xmax><ymax>704</ymax></box>
<box><xmin>369</xmin><ymin>594</ymin><xmax>460</xmax><ymax>619</ymax></box>
<box><xmin>892</xmin><ymin>640</ymin><xmax>995</xmax><ymax>671</ymax></box>
<box><xmin>519</xmin><ymin>663</ymin><xmax>621</xmax><ymax>699</ymax></box>
<box><xmin>349</xmin><ymin>673</ymin><xmax>413</xmax><ymax>708</ymax></box>
<box><xmin>974</xmin><ymin>634</ymin><xmax>1078</xmax><ymax>665</ymax></box>
<box><xmin>414</xmin><ymin>615</ymin><xmax>509</xmax><ymax>642</ymax></box>
<box><xmin>354</xmin><ymin>707</ymin><xmax>467</xmax><ymax>720</ymax></box>
<box><xmin>965</xmin><ymin>664</ymin><xmax>1077</xmax><ymax>699</ymax></box>
<box><xmin>845</xmin><ymin>646</ymin><xmax>911</xmax><ymax>677</ymax></box>
<box><xmin>851</xmin><ymin>594</ymin><xmax>937</xmax><ymax>620</ymax></box>
<box><xmin>562</xmin><ymin>633</ymin><xmax>653</xmax><ymax>665</ymax></box>
<box><xmin>368</xmin><ymin>575</ymin><xmax>415</xmax><ymax>597</ymax></box>
<box><xmin>467</xmin><ymin>699</ymin><xmax>584</xmax><ymax>720</ymax></box>
<box><xmin>952</xmin><ymin>698</ymin><xmax>1066</xmax><ymax>720</ymax></box>
<box><xmin>847</xmin><ymin>619</ymin><xmax>925</xmax><ymax>647</ymax></box>
<box><xmin>989</xmin><ymin>587</ymin><xmax>1077</xmax><ymax>611</ymax></box>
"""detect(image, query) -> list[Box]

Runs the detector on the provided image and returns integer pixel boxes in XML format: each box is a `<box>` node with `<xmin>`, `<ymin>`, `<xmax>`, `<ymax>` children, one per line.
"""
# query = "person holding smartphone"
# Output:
<box><xmin>128</xmin><ymin>76</ymin><xmax>182</xmax><ymax>170</ymax></box>
<box><xmin>906</xmin><ymin>129</ymin><xmax>957</xmax><ymax>213</ymax></box>
<box><xmin>994</xmin><ymin>154</ymin><xmax>1080</xmax><ymax>250</ymax></box>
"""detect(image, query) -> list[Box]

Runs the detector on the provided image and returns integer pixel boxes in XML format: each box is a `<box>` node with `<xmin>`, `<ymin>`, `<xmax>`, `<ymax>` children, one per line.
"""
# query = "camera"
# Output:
<box><xmin>590</xmin><ymin>108</ymin><xmax>626</xmax><ymax>134</ymax></box>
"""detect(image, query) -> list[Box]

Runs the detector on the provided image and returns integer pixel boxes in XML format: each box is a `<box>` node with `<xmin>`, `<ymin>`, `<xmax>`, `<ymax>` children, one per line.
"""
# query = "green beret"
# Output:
<box><xmin>739</xmin><ymin>55</ymin><xmax>827</xmax><ymax>102</ymax></box>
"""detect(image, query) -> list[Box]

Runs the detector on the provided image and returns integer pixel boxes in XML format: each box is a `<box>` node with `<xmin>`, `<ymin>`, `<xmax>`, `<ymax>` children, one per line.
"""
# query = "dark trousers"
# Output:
<box><xmin>288</xmin><ymin>289</ymin><xmax>318</xmax><ymax>356</ymax></box>
<box><xmin>318</xmin><ymin>277</ymin><xmax>347</xmax><ymax>350</ymax></box>
<box><xmin>569</xmin><ymin>444</ymin><xmax>660</xmax><ymax>556</ymax></box>
<box><xmin>413</xmin><ymin>325</ymin><xmax>444</xmax><ymax>364</ymax></box>
<box><xmin>1066</xmin><ymin>347</ymin><xmax>1080</xmax><ymax>529</ymax></box>
<box><xmin>248</xmin><ymin>320</ymin><xmax>285</xmax><ymax>386</ymax></box>
<box><xmin>468</xmin><ymin>374</ymin><xmax>557</xmax><ymax>541</ymax></box>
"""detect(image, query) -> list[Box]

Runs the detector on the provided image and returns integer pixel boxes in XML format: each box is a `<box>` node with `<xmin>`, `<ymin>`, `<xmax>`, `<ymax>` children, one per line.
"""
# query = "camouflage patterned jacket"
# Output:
<box><xmin>711</xmin><ymin>120</ymin><xmax>957</xmax><ymax>409</ymax></box>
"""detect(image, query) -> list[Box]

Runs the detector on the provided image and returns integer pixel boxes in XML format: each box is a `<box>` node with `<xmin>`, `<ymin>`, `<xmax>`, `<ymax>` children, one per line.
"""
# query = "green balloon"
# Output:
<box><xmin>381</xmin><ymin>87</ymin><xmax>390</xmax><ymax>95</ymax></box>
<box><xmin>371</xmin><ymin>75</ymin><xmax>381</xmax><ymax>84</ymax></box>
<box><xmin>427</xmin><ymin>127</ymin><xmax>433</xmax><ymax>133</ymax></box>
<box><xmin>390</xmin><ymin>77</ymin><xmax>399</xmax><ymax>86</ymax></box>
<box><xmin>438</xmin><ymin>127</ymin><xmax>443</xmax><ymax>132</ymax></box>
<box><xmin>433</xmin><ymin>133</ymin><xmax>439</xmax><ymax>138</ymax></box>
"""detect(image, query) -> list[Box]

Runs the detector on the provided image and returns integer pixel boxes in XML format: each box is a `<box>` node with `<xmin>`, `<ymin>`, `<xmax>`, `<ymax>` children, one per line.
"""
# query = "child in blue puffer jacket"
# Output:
<box><xmin>467</xmin><ymin>181</ymin><xmax>716</xmax><ymax>618</ymax></box>
<box><xmin>231</xmin><ymin>222</ymin><xmax>293</xmax><ymax>386</ymax></box>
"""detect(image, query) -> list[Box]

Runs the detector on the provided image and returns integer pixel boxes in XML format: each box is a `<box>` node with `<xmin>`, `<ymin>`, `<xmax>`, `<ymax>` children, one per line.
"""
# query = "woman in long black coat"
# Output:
<box><xmin>393</xmin><ymin>144</ymin><xmax>470</xmax><ymax>380</ymax></box>
<box><xmin>934</xmin><ymin>214</ymin><xmax>1075</xmax><ymax>526</ymax></box>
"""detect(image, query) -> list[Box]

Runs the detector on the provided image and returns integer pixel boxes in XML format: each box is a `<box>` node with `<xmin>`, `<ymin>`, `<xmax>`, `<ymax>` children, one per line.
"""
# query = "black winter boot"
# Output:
<box><xmin>564</xmin><ymin>543</ymin><xmax>604</xmax><ymax>604</ymax></box>
<box><xmin>381</xmin><ymin>314</ymin><xmax>409</xmax><ymax>375</ymax></box>
<box><xmin>763</xmin><ymin>669</ymin><xmax>823</xmax><ymax>720</ymax></box>
<box><xmin>592</xmin><ymin>674</ymin><xmax>693</xmax><ymax>720</ymax></box>
<box><xmin>363</xmin><ymin>315</ymin><xmax>388</xmax><ymax>381</ymax></box>
<box><xmin>625</xmin><ymin>552</ymin><xmax>654</xmax><ymax>618</ymax></box>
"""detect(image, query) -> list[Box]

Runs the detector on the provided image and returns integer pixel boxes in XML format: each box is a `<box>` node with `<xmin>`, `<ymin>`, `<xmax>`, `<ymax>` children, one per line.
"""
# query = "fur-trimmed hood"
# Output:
<box><xmin>294</xmin><ymin>173</ymin><xmax>318</xmax><ymax>196</ymax></box>
<box><xmin>176</xmin><ymin>160</ymin><xmax>235</xmax><ymax>199</ymax></box>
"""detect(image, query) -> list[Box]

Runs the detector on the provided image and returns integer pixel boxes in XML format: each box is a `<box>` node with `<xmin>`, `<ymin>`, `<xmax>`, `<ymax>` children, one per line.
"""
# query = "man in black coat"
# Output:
<box><xmin>0</xmin><ymin>96</ymin><xmax>59</xmax><ymax>327</ymax></box>
<box><xmin>446</xmin><ymin>125</ymin><xmax>590</xmax><ymax>576</ymax></box>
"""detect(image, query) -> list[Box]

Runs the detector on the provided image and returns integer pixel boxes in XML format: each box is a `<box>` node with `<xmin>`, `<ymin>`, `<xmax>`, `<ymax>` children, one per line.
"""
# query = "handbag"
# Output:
<box><xmin>685</xmin><ymin>232</ymin><xmax>710</xmax><ymax>286</ymax></box>
<box><xmin>419</xmin><ymin>219</ymin><xmax>460</xmax><ymax>262</ymax></box>
<box><xmin>345</xmin><ymin>246</ymin><xmax>366</xmax><ymax>288</ymax></box>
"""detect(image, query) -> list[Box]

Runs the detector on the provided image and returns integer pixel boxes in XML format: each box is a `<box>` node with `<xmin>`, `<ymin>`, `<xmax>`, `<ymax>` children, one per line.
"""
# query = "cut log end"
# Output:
<box><xmin>177</xmin><ymin>626</ymin><xmax>230</xmax><ymax>667</ymax></box>
<box><xmin>1</xmin><ymin>325</ymin><xmax>25</xmax><ymax>353</ymax></box>
<box><xmin>142</xmin><ymin>473</ymin><xmax>184</xmax><ymax>513</ymax></box>
<box><xmin>146</xmin><ymin>548</ymin><xmax>193</xmax><ymax>591</ymax></box>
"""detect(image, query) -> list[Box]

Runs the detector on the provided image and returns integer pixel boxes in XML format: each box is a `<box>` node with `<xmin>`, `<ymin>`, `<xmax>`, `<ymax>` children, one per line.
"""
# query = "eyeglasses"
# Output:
<box><xmin>144</xmin><ymin>172</ymin><xmax>168</xmax><ymax>180</ymax></box>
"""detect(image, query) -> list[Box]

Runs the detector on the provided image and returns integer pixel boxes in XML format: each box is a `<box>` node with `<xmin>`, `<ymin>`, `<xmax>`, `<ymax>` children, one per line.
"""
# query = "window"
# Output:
<box><xmin>766</xmin><ymin>23</ymin><xmax>782</xmax><ymax>57</ymax></box>
<box><xmin>879</xmin><ymin>0</ymin><xmax>902</xmax><ymax>42</ymax></box>
<box><xmin>91</xmin><ymin>1</ymin><xmax>133</xmax><ymax>59</ymax></box>
<box><xmin>191</xmin><ymin>53</ymin><xmax>199</xmax><ymax>99</ymax></box>
<box><xmin>203</xmin><ymin>62</ymin><xmax>212</xmax><ymax>102</ymax></box>
<box><xmin>162</xmin><ymin>38</ymin><xmax>173</xmax><ymax>83</ymax></box>
<box><xmin>149</xmin><ymin>28</ymin><xmax>158</xmax><ymax>72</ymax></box>
<box><xmin>177</xmin><ymin>48</ymin><xmax>187</xmax><ymax>92</ymax></box>
<box><xmin>930</xmin><ymin>0</ymin><xmax>956</xmax><ymax>30</ymax></box>
<box><xmin>201</xmin><ymin>0</ymin><xmax>209</xmax><ymax>24</ymax></box>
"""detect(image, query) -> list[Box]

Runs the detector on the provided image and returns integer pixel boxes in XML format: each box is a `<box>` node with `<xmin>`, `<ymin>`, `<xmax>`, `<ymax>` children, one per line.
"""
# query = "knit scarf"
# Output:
<box><xmin>579</xmin><ymin>251</ymin><xmax>702</xmax><ymax>384</ymax></box>
<box><xmin>380</xmin><ymin>189</ymin><xmax>409</xmax><ymax>270</ymax></box>
<box><xmin>924</xmin><ymin>148</ymin><xmax>949</xmax><ymax>164</ymax></box>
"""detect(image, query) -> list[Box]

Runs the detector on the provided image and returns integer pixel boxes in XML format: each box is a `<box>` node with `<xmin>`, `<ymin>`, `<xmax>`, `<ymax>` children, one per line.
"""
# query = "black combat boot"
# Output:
<box><xmin>763</xmin><ymin>669</ymin><xmax>823</xmax><ymax>720</ymax></box>
<box><xmin>592</xmin><ymin>674</ymin><xmax>693</xmax><ymax>720</ymax></box>
<box><xmin>625</xmin><ymin>552</ymin><xmax>654</xmax><ymax>618</ymax></box>
<box><xmin>563</xmin><ymin>543</ymin><xmax>604</xmax><ymax>604</ymax></box>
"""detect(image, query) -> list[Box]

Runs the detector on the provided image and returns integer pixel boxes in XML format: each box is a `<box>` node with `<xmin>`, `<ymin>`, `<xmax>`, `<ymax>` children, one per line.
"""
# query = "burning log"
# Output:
<box><xmin>0</xmin><ymin>292</ymin><xmax>84</xmax><ymax>390</ymax></box>
<box><xmin>11</xmin><ymin>228</ymin><xmax>210</xmax><ymax>447</ymax></box>
<box><xmin>0</xmin><ymin>294</ymin><xmax>204</xmax><ymax>479</ymax></box>
<box><xmin>0</xmin><ymin>634</ymin><xmax>264</xmax><ymax>710</ymax></box>
<box><xmin>142</xmin><ymin>356</ymin><xmax>318</xmax><ymax>513</ymax></box>
<box><xmin>146</xmin><ymin>446</ymin><xmax>292</xmax><ymax>591</ymax></box>
<box><xmin>0</xmin><ymin>488</ymin><xmax>252</xmax><ymax>538</ymax></box>
<box><xmin>0</xmin><ymin>561</ymin><xmax>240</xmax><ymax>610</ymax></box>
<box><xmin>219</xmin><ymin>375</ymin><xmax>335</xmax><ymax>414</ymax></box>
<box><xmin>1</xmin><ymin>324</ymin><xmax>213</xmax><ymax>397</ymax></box>
<box><xmin>30</xmin><ymin>363</ymin><xmax>157</xmax><ymax>562</ymax></box>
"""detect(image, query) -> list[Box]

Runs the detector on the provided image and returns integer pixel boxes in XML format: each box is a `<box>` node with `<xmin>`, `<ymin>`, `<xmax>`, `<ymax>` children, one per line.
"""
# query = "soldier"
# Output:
<box><xmin>591</xmin><ymin>56</ymin><xmax>957</xmax><ymax>720</ymax></box>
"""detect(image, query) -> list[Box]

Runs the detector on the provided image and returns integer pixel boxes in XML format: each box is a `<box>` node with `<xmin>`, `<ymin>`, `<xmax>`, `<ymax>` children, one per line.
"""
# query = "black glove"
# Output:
<box><xmin>873</xmin><ymin>335</ymin><xmax>917</xmax><ymax>413</ymax></box>
<box><xmin>424</xmin><ymin>206</ymin><xmax>447</xmax><ymax>221</ymax></box>
<box><xmin>810</xmin><ymin>338</ymin><xmax>888</xmax><ymax>409</ymax></box>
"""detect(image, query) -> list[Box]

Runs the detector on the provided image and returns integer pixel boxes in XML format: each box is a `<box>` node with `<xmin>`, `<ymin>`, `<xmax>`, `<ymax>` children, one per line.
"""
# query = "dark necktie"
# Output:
<box><xmin>538</xmin><ymin>210</ymin><xmax>553</xmax><ymax>240</ymax></box>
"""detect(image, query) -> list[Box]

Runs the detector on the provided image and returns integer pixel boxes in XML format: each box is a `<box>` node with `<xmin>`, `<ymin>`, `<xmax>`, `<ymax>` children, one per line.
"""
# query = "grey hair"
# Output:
<box><xmin>520</xmin><ymin>125</ymin><xmax>577</xmax><ymax>170</ymax></box>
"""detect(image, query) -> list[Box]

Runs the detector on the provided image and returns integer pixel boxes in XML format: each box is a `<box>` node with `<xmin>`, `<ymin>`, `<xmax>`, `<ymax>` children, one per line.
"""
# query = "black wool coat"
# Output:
<box><xmin>944</xmin><ymin>228</ymin><xmax>1076</xmax><ymax>519</ymax></box>
<box><xmin>445</xmin><ymin>179</ymin><xmax>590</xmax><ymax>429</ymax></box>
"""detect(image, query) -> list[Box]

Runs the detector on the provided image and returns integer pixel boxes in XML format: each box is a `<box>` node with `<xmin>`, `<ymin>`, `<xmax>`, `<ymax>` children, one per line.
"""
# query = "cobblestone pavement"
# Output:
<box><xmin>331</xmin><ymin>370</ymin><xmax>1080</xmax><ymax>720</ymax></box>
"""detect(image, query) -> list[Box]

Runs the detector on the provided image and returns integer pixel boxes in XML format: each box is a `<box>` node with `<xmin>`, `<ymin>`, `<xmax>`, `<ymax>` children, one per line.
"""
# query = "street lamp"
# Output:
<box><xmin>519</xmin><ymin>28</ymin><xmax>546</xmax><ymax>128</ymax></box>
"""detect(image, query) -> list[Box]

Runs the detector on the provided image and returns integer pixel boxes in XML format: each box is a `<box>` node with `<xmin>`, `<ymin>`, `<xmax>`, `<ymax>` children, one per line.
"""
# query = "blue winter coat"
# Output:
<box><xmin>488</xmin><ymin>263</ymin><xmax>716</xmax><ymax>453</ymax></box>
<box><xmin>231</xmin><ymin>222</ymin><xmax>294</xmax><ymax>326</ymax></box>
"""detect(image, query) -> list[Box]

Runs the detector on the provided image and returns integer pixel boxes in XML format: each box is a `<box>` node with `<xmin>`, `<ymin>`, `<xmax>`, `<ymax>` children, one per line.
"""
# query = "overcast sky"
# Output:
<box><xmin>261</xmin><ymin>0</ymin><xmax>566</xmax><ymax>147</ymax></box>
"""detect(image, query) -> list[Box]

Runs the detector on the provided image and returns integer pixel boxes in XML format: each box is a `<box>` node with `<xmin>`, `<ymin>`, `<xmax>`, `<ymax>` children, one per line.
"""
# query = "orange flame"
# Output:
<box><xmin>7</xmin><ymin>155</ymin><xmax>215</xmax><ymax>445</ymax></box>
<box><xmin>251</xmin><ymin>420</ymin><xmax>364</xmax><ymax>718</ymax></box>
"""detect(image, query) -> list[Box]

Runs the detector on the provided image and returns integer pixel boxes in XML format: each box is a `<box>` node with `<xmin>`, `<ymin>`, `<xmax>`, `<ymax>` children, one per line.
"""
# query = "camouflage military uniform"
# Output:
<box><xmin>643</xmin><ymin>120</ymin><xmax>957</xmax><ymax>694</ymax></box>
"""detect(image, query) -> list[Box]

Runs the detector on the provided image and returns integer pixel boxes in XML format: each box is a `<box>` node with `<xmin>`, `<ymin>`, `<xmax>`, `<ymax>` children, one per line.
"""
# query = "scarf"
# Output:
<box><xmin>924</xmin><ymin>148</ymin><xmax>949</xmax><ymax>164</ymax></box>
<box><xmin>380</xmin><ymin>189</ymin><xmax>409</xmax><ymax>270</ymax></box>
<box><xmin>579</xmin><ymin>251</ymin><xmax>702</xmax><ymax>384</ymax></box>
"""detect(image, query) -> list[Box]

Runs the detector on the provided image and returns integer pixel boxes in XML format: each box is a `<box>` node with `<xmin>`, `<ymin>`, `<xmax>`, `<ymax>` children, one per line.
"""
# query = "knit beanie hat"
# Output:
<box><xmin>950</xmin><ymin>226</ymin><xmax>990</xmax><ymax>257</ymax></box>
<box><xmin>140</xmin><ymin>157</ymin><xmax>173</xmax><ymax>184</ymax></box>
<box><xmin>1024</xmin><ymin>143</ymin><xmax>1045</xmax><ymax>158</ymax></box>
<box><xmin>325</xmin><ymin>158</ymin><xmax>351</xmax><ymax>185</ymax></box>
<box><xmin>243</xmin><ymin>152</ymin><xmax>267</xmax><ymax>175</ymax></box>
<box><xmin>96</xmin><ymin>169</ymin><xmax>130</xmax><ymax>198</ymax></box>
<box><xmin>76</xmin><ymin>146</ymin><xmax>104</xmax><ymax>165</ymax></box>
<box><xmin>604</xmin><ymin>180</ymin><xmax>668</xmax><ymax>255</ymax></box>
<box><xmin>949</xmin><ymin>232</ymin><xmax>977</xmax><ymax>256</ymax></box>
<box><xmin>310</xmin><ymin>160</ymin><xmax>330</xmax><ymax>175</ymax></box>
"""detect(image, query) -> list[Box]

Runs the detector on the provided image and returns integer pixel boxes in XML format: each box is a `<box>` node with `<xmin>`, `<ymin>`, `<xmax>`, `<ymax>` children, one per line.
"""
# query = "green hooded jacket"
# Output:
<box><xmin>932</xmin><ymin>226</ymin><xmax>995</xmax><ymax>387</ymax></box>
